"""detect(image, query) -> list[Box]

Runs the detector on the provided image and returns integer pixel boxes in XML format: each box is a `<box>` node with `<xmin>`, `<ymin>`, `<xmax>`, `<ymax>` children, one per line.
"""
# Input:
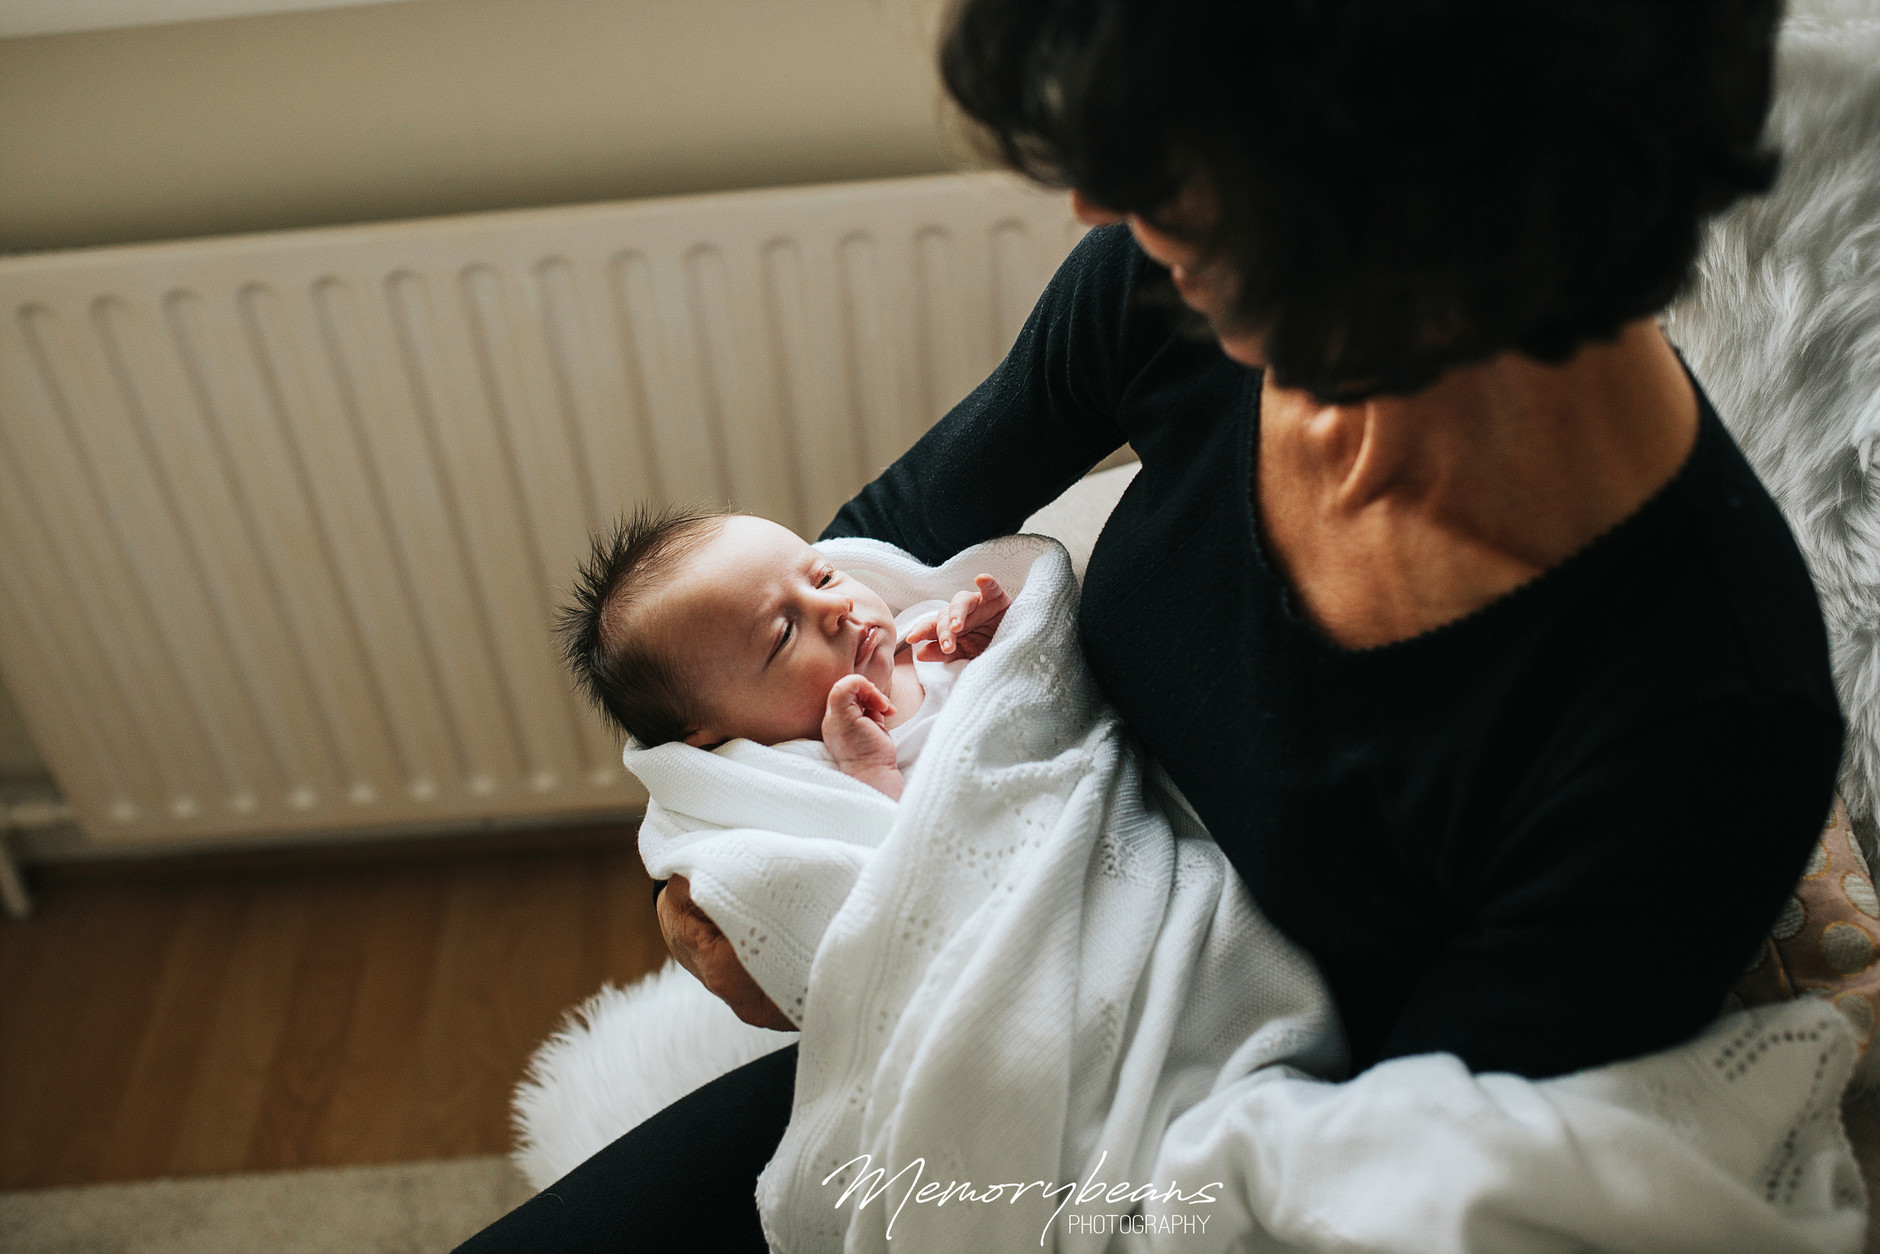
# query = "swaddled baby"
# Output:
<box><xmin>558</xmin><ymin>505</ymin><xmax>1010</xmax><ymax>798</ymax></box>
<box><xmin>556</xmin><ymin>505</ymin><xmax>1011</xmax><ymax>1027</ymax></box>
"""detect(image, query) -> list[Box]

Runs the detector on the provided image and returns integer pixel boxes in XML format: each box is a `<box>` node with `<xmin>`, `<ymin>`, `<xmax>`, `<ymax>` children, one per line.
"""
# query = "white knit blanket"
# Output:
<box><xmin>628</xmin><ymin>535</ymin><xmax>1866</xmax><ymax>1254</ymax></box>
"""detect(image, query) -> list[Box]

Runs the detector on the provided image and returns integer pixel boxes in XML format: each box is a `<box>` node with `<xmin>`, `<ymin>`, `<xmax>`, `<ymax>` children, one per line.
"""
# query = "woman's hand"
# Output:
<box><xmin>907</xmin><ymin>575</ymin><xmax>1011</xmax><ymax>661</ymax></box>
<box><xmin>823</xmin><ymin>674</ymin><xmax>904</xmax><ymax>799</ymax></box>
<box><xmin>655</xmin><ymin>874</ymin><xmax>795</xmax><ymax>1031</ymax></box>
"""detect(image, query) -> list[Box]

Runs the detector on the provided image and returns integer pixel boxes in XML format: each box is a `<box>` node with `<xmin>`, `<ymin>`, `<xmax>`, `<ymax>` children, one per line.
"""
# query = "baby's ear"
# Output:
<box><xmin>681</xmin><ymin>727</ymin><xmax>725</xmax><ymax>750</ymax></box>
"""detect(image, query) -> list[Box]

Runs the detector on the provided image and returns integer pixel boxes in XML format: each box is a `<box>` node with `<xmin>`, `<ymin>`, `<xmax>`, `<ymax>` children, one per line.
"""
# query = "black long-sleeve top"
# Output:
<box><xmin>823</xmin><ymin>223</ymin><xmax>1845</xmax><ymax>1079</ymax></box>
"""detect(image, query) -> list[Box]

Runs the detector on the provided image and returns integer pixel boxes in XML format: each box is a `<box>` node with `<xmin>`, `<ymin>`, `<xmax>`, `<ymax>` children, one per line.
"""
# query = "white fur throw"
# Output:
<box><xmin>508</xmin><ymin>961</ymin><xmax>794</xmax><ymax>1188</ymax></box>
<box><xmin>1664</xmin><ymin>0</ymin><xmax>1880</xmax><ymax>852</ymax></box>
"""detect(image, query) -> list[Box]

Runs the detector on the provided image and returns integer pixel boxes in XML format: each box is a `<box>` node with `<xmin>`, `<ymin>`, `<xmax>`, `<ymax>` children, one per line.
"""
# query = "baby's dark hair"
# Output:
<box><xmin>556</xmin><ymin>504</ymin><xmax>728</xmax><ymax>747</ymax></box>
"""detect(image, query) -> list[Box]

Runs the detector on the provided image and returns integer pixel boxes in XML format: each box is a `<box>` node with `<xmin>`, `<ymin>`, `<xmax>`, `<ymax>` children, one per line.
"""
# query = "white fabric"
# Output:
<box><xmin>1151</xmin><ymin>1010</ymin><xmax>1863</xmax><ymax>1254</ymax></box>
<box><xmin>881</xmin><ymin>643</ymin><xmax>965</xmax><ymax>771</ymax></box>
<box><xmin>626</xmin><ymin>533</ymin><xmax>1868</xmax><ymax>1253</ymax></box>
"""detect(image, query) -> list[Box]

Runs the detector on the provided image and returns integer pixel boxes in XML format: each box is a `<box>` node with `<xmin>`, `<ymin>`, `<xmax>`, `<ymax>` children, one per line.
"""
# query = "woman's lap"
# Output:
<box><xmin>452</xmin><ymin>1044</ymin><xmax>797</xmax><ymax>1253</ymax></box>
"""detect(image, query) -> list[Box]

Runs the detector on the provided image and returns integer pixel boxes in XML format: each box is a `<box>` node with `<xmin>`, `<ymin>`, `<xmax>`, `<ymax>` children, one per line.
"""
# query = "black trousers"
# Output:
<box><xmin>454</xmin><ymin>1044</ymin><xmax>797</xmax><ymax>1253</ymax></box>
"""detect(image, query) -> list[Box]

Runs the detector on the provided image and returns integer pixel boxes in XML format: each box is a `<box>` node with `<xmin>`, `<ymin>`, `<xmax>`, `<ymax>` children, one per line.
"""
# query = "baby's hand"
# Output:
<box><xmin>823</xmin><ymin>674</ymin><xmax>904</xmax><ymax>800</ymax></box>
<box><xmin>907</xmin><ymin>575</ymin><xmax>1011</xmax><ymax>662</ymax></box>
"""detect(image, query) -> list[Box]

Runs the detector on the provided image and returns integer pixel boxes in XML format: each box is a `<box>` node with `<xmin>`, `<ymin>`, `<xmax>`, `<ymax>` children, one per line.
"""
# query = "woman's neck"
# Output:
<box><xmin>1259</xmin><ymin>318</ymin><xmax>1700</xmax><ymax>572</ymax></box>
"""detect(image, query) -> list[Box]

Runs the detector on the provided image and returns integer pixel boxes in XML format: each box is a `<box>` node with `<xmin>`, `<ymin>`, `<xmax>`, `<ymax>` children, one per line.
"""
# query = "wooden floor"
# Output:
<box><xmin>0</xmin><ymin>824</ymin><xmax>666</xmax><ymax>1191</ymax></box>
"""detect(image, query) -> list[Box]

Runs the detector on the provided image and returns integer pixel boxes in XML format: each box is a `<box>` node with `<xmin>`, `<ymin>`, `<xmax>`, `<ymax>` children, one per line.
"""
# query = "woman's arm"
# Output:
<box><xmin>657</xmin><ymin>874</ymin><xmax>795</xmax><ymax>1031</ymax></box>
<box><xmin>1378</xmin><ymin>694</ymin><xmax>1845</xmax><ymax>1079</ymax></box>
<box><xmin>820</xmin><ymin>223</ymin><xmax>1148</xmax><ymax>558</ymax></box>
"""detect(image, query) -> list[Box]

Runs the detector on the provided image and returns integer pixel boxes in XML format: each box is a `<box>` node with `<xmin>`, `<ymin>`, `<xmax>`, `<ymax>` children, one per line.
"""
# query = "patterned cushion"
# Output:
<box><xmin>1729</xmin><ymin>796</ymin><xmax>1880</xmax><ymax>1056</ymax></box>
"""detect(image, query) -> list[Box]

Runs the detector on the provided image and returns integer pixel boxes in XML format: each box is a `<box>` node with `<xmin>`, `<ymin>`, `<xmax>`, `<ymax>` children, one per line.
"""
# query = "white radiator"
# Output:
<box><xmin>0</xmin><ymin>173</ymin><xmax>1085</xmax><ymax>846</ymax></box>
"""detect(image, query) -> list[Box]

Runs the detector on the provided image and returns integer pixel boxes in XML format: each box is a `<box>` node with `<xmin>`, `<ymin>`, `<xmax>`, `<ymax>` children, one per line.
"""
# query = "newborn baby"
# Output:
<box><xmin>559</xmin><ymin>505</ymin><xmax>1010</xmax><ymax>799</ymax></box>
<box><xmin>556</xmin><ymin>505</ymin><xmax>1011</xmax><ymax>1027</ymax></box>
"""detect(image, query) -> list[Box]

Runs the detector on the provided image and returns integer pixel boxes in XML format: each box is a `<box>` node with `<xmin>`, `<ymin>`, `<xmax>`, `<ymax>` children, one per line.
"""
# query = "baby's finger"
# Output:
<box><xmin>825</xmin><ymin>673</ymin><xmax>866</xmax><ymax>713</ymax></box>
<box><xmin>854</xmin><ymin>678</ymin><xmax>894</xmax><ymax>720</ymax></box>
<box><xmin>941</xmin><ymin>587</ymin><xmax>982</xmax><ymax>653</ymax></box>
<box><xmin>827</xmin><ymin>673</ymin><xmax>893</xmax><ymax>723</ymax></box>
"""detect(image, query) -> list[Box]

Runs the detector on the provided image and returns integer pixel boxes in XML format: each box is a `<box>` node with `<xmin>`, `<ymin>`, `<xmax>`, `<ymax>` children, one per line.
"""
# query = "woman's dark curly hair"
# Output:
<box><xmin>942</xmin><ymin>0</ymin><xmax>1780</xmax><ymax>402</ymax></box>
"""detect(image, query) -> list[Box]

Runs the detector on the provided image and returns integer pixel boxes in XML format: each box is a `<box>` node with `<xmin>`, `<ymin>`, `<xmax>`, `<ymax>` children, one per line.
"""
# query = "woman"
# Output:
<box><xmin>460</xmin><ymin>1</ymin><xmax>1841</xmax><ymax>1248</ymax></box>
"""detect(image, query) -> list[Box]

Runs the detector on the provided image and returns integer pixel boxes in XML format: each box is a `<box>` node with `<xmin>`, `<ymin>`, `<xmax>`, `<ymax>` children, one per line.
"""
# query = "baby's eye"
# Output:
<box><xmin>817</xmin><ymin>569</ymin><xmax>834</xmax><ymax>587</ymax></box>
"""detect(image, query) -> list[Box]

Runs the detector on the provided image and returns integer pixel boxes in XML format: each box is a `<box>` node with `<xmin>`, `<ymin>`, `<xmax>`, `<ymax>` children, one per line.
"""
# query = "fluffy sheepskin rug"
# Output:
<box><xmin>1664</xmin><ymin>0</ymin><xmax>1880</xmax><ymax>853</ymax></box>
<box><xmin>509</xmin><ymin>961</ymin><xmax>794</xmax><ymax>1189</ymax></box>
<box><xmin>512</xmin><ymin>0</ymin><xmax>1880</xmax><ymax>1192</ymax></box>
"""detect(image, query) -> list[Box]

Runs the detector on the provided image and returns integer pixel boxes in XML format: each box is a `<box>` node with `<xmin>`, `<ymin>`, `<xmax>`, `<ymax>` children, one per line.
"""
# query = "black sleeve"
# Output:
<box><xmin>819</xmin><ymin>223</ymin><xmax>1148</xmax><ymax>562</ymax></box>
<box><xmin>1378</xmin><ymin>693</ymin><xmax>1845</xmax><ymax>1079</ymax></box>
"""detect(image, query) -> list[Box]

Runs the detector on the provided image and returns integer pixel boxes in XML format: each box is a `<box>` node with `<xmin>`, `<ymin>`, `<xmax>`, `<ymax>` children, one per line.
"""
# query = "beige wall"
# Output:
<box><xmin>2</xmin><ymin>0</ymin><xmax>419</xmax><ymax>40</ymax></box>
<box><xmin>0</xmin><ymin>681</ymin><xmax>49</xmax><ymax>785</ymax></box>
<box><xmin>0</xmin><ymin>0</ymin><xmax>972</xmax><ymax>254</ymax></box>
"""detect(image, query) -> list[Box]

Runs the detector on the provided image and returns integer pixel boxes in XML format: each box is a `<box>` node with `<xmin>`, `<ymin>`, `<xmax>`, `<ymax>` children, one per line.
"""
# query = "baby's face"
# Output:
<box><xmin>653</xmin><ymin>515</ymin><xmax>898</xmax><ymax>748</ymax></box>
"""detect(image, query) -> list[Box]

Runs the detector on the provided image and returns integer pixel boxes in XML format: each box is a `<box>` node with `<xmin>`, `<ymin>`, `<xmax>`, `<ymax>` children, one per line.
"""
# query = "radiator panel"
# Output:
<box><xmin>0</xmin><ymin>173</ymin><xmax>1084</xmax><ymax>844</ymax></box>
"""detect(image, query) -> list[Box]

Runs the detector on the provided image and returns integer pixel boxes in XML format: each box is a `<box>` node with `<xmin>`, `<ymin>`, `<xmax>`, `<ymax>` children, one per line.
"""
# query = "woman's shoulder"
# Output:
<box><xmin>1044</xmin><ymin>223</ymin><xmax>1197</xmax><ymax>384</ymax></box>
<box><xmin>1037</xmin><ymin>222</ymin><xmax>1143</xmax><ymax>329</ymax></box>
<box><xmin>1459</xmin><ymin>383</ymin><xmax>1843</xmax><ymax>782</ymax></box>
<box><xmin>1465</xmin><ymin>407</ymin><xmax>1840</xmax><ymax>879</ymax></box>
<box><xmin>1058</xmin><ymin>220</ymin><xmax>1146</xmax><ymax>289</ymax></box>
<box><xmin>1653</xmin><ymin>394</ymin><xmax>1841</xmax><ymax>712</ymax></box>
